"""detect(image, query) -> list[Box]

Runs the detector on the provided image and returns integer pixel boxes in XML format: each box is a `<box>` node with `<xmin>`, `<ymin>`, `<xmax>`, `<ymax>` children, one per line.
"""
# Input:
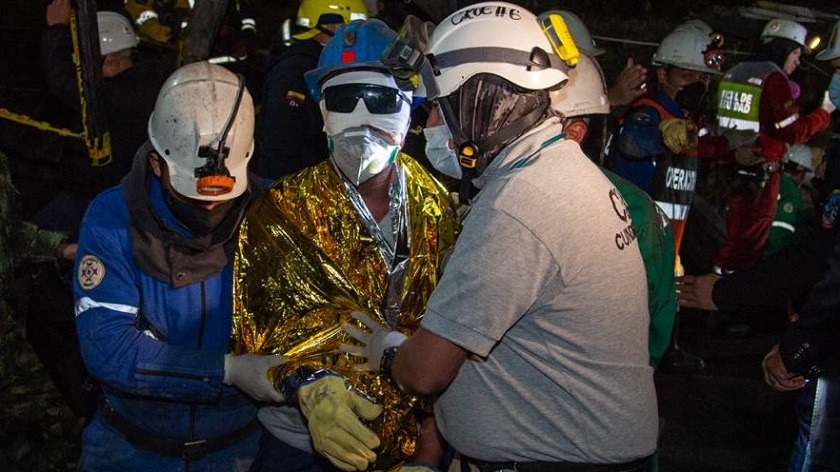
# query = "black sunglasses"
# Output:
<box><xmin>323</xmin><ymin>84</ymin><xmax>410</xmax><ymax>114</ymax></box>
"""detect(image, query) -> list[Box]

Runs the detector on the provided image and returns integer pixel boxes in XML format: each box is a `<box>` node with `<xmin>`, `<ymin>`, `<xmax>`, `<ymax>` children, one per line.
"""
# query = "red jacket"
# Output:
<box><xmin>716</xmin><ymin>69</ymin><xmax>829</xmax><ymax>271</ymax></box>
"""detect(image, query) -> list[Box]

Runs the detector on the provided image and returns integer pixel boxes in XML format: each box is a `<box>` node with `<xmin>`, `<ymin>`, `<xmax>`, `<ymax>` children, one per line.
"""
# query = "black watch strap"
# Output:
<box><xmin>380</xmin><ymin>346</ymin><xmax>400</xmax><ymax>379</ymax></box>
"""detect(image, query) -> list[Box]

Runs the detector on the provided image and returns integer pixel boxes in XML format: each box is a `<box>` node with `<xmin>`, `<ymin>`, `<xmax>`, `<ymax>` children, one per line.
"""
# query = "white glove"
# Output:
<box><xmin>822</xmin><ymin>91</ymin><xmax>837</xmax><ymax>114</ymax></box>
<box><xmin>223</xmin><ymin>354</ymin><xmax>286</xmax><ymax>402</ymax></box>
<box><xmin>341</xmin><ymin>311</ymin><xmax>406</xmax><ymax>372</ymax></box>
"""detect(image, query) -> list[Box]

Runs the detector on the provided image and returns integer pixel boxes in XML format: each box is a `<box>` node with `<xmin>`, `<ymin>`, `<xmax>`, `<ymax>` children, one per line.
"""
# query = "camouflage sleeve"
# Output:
<box><xmin>12</xmin><ymin>222</ymin><xmax>67</xmax><ymax>264</ymax></box>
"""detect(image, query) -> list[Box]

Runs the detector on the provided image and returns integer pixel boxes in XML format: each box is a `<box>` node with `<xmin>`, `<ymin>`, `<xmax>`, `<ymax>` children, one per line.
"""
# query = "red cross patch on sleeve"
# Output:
<box><xmin>78</xmin><ymin>254</ymin><xmax>105</xmax><ymax>290</ymax></box>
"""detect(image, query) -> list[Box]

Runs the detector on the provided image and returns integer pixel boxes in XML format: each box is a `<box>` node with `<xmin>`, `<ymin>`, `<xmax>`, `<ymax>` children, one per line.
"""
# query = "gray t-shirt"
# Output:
<box><xmin>423</xmin><ymin>118</ymin><xmax>658</xmax><ymax>464</ymax></box>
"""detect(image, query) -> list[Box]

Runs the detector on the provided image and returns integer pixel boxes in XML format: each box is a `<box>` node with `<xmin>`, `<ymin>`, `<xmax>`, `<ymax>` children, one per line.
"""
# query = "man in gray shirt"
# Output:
<box><xmin>338</xmin><ymin>3</ymin><xmax>658</xmax><ymax>470</ymax></box>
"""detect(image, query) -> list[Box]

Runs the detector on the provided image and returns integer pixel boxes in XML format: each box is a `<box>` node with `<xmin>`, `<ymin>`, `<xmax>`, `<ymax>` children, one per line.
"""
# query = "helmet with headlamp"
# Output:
<box><xmin>148</xmin><ymin>62</ymin><xmax>254</xmax><ymax>201</ymax></box>
<box><xmin>652</xmin><ymin>21</ymin><xmax>725</xmax><ymax>74</ymax></box>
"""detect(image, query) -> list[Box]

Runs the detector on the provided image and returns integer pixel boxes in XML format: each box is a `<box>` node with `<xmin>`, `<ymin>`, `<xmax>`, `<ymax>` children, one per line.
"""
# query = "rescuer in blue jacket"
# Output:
<box><xmin>72</xmin><ymin>62</ymin><xmax>284</xmax><ymax>470</ymax></box>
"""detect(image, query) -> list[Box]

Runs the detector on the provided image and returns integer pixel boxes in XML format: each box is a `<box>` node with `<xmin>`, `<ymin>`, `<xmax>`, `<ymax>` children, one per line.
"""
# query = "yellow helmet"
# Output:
<box><xmin>293</xmin><ymin>0</ymin><xmax>368</xmax><ymax>40</ymax></box>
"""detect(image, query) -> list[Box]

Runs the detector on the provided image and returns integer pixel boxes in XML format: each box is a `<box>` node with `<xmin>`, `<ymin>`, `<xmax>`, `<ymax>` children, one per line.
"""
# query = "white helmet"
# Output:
<box><xmin>148</xmin><ymin>62</ymin><xmax>255</xmax><ymax>201</ymax></box>
<box><xmin>426</xmin><ymin>1</ymin><xmax>571</xmax><ymax>98</ymax></box>
<box><xmin>539</xmin><ymin>10</ymin><xmax>604</xmax><ymax>57</ymax></box>
<box><xmin>761</xmin><ymin>19</ymin><xmax>808</xmax><ymax>49</ymax></box>
<box><xmin>97</xmin><ymin>11</ymin><xmax>139</xmax><ymax>56</ymax></box>
<box><xmin>550</xmin><ymin>54</ymin><xmax>609</xmax><ymax>117</ymax></box>
<box><xmin>652</xmin><ymin>22</ymin><xmax>723</xmax><ymax>75</ymax></box>
<box><xmin>816</xmin><ymin>20</ymin><xmax>840</xmax><ymax>61</ymax></box>
<box><xmin>786</xmin><ymin>144</ymin><xmax>814</xmax><ymax>171</ymax></box>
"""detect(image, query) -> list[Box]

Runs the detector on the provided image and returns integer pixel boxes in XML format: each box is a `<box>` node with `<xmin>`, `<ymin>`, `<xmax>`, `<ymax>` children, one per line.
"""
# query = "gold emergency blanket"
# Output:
<box><xmin>231</xmin><ymin>154</ymin><xmax>458</xmax><ymax>470</ymax></box>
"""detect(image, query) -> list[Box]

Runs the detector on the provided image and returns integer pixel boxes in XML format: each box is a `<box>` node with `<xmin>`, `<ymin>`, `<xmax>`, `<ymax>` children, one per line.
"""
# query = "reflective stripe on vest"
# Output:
<box><xmin>717</xmin><ymin>61</ymin><xmax>782</xmax><ymax>132</ymax></box>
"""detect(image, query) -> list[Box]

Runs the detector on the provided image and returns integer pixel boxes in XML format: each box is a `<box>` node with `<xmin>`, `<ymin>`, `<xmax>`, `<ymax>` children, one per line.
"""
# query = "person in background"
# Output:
<box><xmin>338</xmin><ymin>3</ymin><xmax>658</xmax><ymax>470</ymax></box>
<box><xmin>681</xmin><ymin>20</ymin><xmax>840</xmax><ymax>471</ymax></box>
<box><xmin>609</xmin><ymin>20</ymin><xmax>742</xmax><ymax>370</ymax></box>
<box><xmin>32</xmin><ymin>0</ymin><xmax>167</xmax><ymax>424</ymax></box>
<box><xmin>0</xmin><ymin>150</ymin><xmax>79</xmax><ymax>470</ymax></box>
<box><xmin>252</xmin><ymin>0</ymin><xmax>368</xmax><ymax>179</ymax></box>
<box><xmin>123</xmin><ymin>0</ymin><xmax>257</xmax><ymax>54</ymax></box>
<box><xmin>715</xmin><ymin>18</ymin><xmax>833</xmax><ymax>274</ymax></box>
<box><xmin>72</xmin><ymin>62</ymin><xmax>283</xmax><ymax>470</ymax></box>
<box><xmin>765</xmin><ymin>144</ymin><xmax>815</xmax><ymax>257</ymax></box>
<box><xmin>550</xmin><ymin>52</ymin><xmax>677</xmax><ymax>369</ymax></box>
<box><xmin>678</xmin><ymin>184</ymin><xmax>840</xmax><ymax>471</ymax></box>
<box><xmin>232</xmin><ymin>19</ymin><xmax>456</xmax><ymax>472</ymax></box>
<box><xmin>41</xmin><ymin>1</ymin><xmax>167</xmax><ymax>205</ymax></box>
<box><xmin>541</xmin><ymin>10</ymin><xmax>648</xmax><ymax>110</ymax></box>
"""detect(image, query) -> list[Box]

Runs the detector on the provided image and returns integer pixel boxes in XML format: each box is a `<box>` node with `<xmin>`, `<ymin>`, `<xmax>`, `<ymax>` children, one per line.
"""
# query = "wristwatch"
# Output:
<box><xmin>380</xmin><ymin>346</ymin><xmax>400</xmax><ymax>379</ymax></box>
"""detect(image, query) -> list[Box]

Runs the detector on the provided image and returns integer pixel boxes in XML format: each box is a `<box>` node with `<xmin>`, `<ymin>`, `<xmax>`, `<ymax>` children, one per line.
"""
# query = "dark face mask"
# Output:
<box><xmin>158</xmin><ymin>158</ymin><xmax>236</xmax><ymax>236</ymax></box>
<box><xmin>164</xmin><ymin>191</ymin><xmax>235</xmax><ymax>236</ymax></box>
<box><xmin>675</xmin><ymin>81</ymin><xmax>708</xmax><ymax>113</ymax></box>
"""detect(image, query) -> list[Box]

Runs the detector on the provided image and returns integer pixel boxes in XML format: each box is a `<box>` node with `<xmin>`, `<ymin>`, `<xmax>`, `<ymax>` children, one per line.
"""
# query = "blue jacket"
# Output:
<box><xmin>253</xmin><ymin>39</ymin><xmax>328</xmax><ymax>179</ymax></box>
<box><xmin>73</xmin><ymin>160</ymin><xmax>259</xmax><ymax>470</ymax></box>
<box><xmin>612</xmin><ymin>90</ymin><xmax>684</xmax><ymax>192</ymax></box>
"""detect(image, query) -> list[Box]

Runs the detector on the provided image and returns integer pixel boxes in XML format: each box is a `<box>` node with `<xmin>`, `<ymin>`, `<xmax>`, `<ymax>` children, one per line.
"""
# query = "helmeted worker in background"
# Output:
<box><xmin>715</xmin><ymin>18</ymin><xmax>833</xmax><ymax>273</ymax></box>
<box><xmin>41</xmin><ymin>1</ymin><xmax>168</xmax><ymax>208</ymax></box>
<box><xmin>34</xmin><ymin>0</ymin><xmax>168</xmax><ymax>426</ymax></box>
<box><xmin>551</xmin><ymin>53</ymin><xmax>677</xmax><ymax>369</ymax></box>
<box><xmin>252</xmin><ymin>0</ymin><xmax>368</xmax><ymax>180</ymax></box>
<box><xmin>232</xmin><ymin>18</ymin><xmax>457</xmax><ymax>472</ymax></box>
<box><xmin>609</xmin><ymin>21</ymin><xmax>750</xmax><ymax>268</ymax></box>
<box><xmin>73</xmin><ymin>62</ymin><xmax>284</xmax><ymax>470</ymax></box>
<box><xmin>608</xmin><ymin>20</ymin><xmax>744</xmax><ymax>372</ymax></box>
<box><xmin>541</xmin><ymin>10</ymin><xmax>648</xmax><ymax>111</ymax></box>
<box><xmin>336</xmin><ymin>3</ymin><xmax>658</xmax><ymax>470</ymax></box>
<box><xmin>765</xmin><ymin>144</ymin><xmax>815</xmax><ymax>256</ymax></box>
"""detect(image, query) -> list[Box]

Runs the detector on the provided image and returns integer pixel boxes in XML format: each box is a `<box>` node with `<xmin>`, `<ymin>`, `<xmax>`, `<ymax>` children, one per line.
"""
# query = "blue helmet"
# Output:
<box><xmin>305</xmin><ymin>19</ymin><xmax>409</xmax><ymax>100</ymax></box>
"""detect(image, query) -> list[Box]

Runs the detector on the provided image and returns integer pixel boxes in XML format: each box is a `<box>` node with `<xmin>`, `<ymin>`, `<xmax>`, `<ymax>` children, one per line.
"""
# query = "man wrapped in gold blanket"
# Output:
<box><xmin>231</xmin><ymin>19</ymin><xmax>458</xmax><ymax>472</ymax></box>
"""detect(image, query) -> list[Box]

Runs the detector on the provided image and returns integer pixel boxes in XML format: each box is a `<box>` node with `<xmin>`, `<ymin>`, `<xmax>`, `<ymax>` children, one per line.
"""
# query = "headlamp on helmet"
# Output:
<box><xmin>539</xmin><ymin>13</ymin><xmax>580</xmax><ymax>67</ymax></box>
<box><xmin>194</xmin><ymin>74</ymin><xmax>247</xmax><ymax>197</ymax></box>
<box><xmin>703</xmin><ymin>33</ymin><xmax>726</xmax><ymax>71</ymax></box>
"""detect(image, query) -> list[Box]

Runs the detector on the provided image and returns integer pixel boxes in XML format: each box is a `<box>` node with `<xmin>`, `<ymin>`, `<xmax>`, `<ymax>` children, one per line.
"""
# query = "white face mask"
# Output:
<box><xmin>423</xmin><ymin>124</ymin><xmax>461</xmax><ymax>179</ymax></box>
<box><xmin>329</xmin><ymin>126</ymin><xmax>400</xmax><ymax>186</ymax></box>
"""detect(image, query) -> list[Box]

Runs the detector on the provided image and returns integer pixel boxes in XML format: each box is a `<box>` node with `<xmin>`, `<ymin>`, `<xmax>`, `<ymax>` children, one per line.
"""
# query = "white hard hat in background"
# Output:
<box><xmin>652</xmin><ymin>21</ymin><xmax>723</xmax><ymax>75</ymax></box>
<box><xmin>761</xmin><ymin>18</ymin><xmax>809</xmax><ymax>49</ymax></box>
<box><xmin>539</xmin><ymin>10</ymin><xmax>604</xmax><ymax>57</ymax></box>
<box><xmin>786</xmin><ymin>144</ymin><xmax>814</xmax><ymax>171</ymax></box>
<box><xmin>97</xmin><ymin>11</ymin><xmax>139</xmax><ymax>56</ymax></box>
<box><xmin>550</xmin><ymin>54</ymin><xmax>609</xmax><ymax>117</ymax></box>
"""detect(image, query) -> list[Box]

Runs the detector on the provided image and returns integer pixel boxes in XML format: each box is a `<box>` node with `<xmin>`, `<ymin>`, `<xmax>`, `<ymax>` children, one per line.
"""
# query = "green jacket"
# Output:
<box><xmin>765</xmin><ymin>173</ymin><xmax>802</xmax><ymax>256</ymax></box>
<box><xmin>0</xmin><ymin>151</ymin><xmax>66</xmax><ymax>320</ymax></box>
<box><xmin>604</xmin><ymin>169</ymin><xmax>677</xmax><ymax>367</ymax></box>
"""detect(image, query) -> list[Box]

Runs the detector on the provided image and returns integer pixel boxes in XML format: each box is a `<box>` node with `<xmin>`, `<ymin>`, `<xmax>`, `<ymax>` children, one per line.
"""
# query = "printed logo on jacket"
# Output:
<box><xmin>610</xmin><ymin>187</ymin><xmax>637</xmax><ymax>250</ymax></box>
<box><xmin>78</xmin><ymin>254</ymin><xmax>105</xmax><ymax>290</ymax></box>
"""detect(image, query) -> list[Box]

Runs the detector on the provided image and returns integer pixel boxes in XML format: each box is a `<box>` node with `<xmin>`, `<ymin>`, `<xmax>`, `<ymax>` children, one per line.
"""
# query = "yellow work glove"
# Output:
<box><xmin>298</xmin><ymin>375</ymin><xmax>383</xmax><ymax>471</ymax></box>
<box><xmin>659</xmin><ymin>118</ymin><xmax>698</xmax><ymax>155</ymax></box>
